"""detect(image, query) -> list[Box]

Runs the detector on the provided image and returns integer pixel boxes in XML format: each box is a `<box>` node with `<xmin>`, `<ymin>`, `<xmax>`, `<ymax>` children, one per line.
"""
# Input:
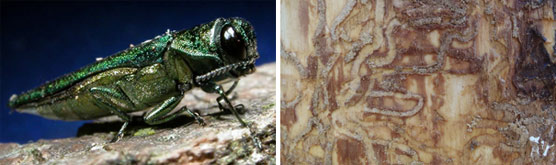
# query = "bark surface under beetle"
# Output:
<box><xmin>281</xmin><ymin>0</ymin><xmax>555</xmax><ymax>164</ymax></box>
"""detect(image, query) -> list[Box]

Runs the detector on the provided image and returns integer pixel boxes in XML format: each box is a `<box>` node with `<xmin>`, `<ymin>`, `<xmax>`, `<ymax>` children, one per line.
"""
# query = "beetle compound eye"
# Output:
<box><xmin>221</xmin><ymin>25</ymin><xmax>247</xmax><ymax>60</ymax></box>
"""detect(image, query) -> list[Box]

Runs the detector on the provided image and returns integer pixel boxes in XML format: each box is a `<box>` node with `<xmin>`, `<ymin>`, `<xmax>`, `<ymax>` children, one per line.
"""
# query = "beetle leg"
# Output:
<box><xmin>223</xmin><ymin>80</ymin><xmax>240</xmax><ymax>101</ymax></box>
<box><xmin>201</xmin><ymin>83</ymin><xmax>261</xmax><ymax>150</ymax></box>
<box><xmin>184</xmin><ymin>107</ymin><xmax>206</xmax><ymax>126</ymax></box>
<box><xmin>217</xmin><ymin>100</ymin><xmax>245</xmax><ymax>113</ymax></box>
<box><xmin>225</xmin><ymin>80</ymin><xmax>239</xmax><ymax>96</ymax></box>
<box><xmin>216</xmin><ymin>80</ymin><xmax>244</xmax><ymax>112</ymax></box>
<box><xmin>214</xmin><ymin>85</ymin><xmax>248</xmax><ymax>127</ymax></box>
<box><xmin>143</xmin><ymin>94</ymin><xmax>204</xmax><ymax>126</ymax></box>
<box><xmin>143</xmin><ymin>95</ymin><xmax>206</xmax><ymax>126</ymax></box>
<box><xmin>194</xmin><ymin>80</ymin><xmax>239</xmax><ymax>103</ymax></box>
<box><xmin>89</xmin><ymin>87</ymin><xmax>134</xmax><ymax>142</ymax></box>
<box><xmin>143</xmin><ymin>95</ymin><xmax>180</xmax><ymax>125</ymax></box>
<box><xmin>215</xmin><ymin>84</ymin><xmax>262</xmax><ymax>150</ymax></box>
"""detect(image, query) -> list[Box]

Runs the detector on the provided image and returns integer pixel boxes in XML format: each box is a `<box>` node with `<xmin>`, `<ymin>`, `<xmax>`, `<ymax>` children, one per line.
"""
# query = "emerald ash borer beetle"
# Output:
<box><xmin>8</xmin><ymin>17</ymin><xmax>259</xmax><ymax>142</ymax></box>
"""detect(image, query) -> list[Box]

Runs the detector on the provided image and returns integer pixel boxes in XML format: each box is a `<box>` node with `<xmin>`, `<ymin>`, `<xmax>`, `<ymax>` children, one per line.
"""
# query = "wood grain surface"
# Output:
<box><xmin>280</xmin><ymin>0</ymin><xmax>555</xmax><ymax>164</ymax></box>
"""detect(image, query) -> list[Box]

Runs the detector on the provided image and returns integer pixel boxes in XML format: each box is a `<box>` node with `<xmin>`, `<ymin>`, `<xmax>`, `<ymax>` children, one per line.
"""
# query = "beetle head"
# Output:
<box><xmin>171</xmin><ymin>17</ymin><xmax>259</xmax><ymax>85</ymax></box>
<box><xmin>215</xmin><ymin>17</ymin><xmax>259</xmax><ymax>77</ymax></box>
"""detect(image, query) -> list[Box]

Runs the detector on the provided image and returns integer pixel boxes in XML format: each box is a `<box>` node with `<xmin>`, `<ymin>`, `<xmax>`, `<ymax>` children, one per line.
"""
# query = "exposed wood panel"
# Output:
<box><xmin>281</xmin><ymin>0</ymin><xmax>555</xmax><ymax>164</ymax></box>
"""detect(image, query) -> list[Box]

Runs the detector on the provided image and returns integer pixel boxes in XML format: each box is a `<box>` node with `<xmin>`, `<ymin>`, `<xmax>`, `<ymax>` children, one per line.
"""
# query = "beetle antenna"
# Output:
<box><xmin>195</xmin><ymin>59</ymin><xmax>255</xmax><ymax>85</ymax></box>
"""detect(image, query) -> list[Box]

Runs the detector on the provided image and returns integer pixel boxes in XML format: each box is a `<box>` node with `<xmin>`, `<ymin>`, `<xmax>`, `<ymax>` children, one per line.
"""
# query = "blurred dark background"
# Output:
<box><xmin>0</xmin><ymin>0</ymin><xmax>275</xmax><ymax>143</ymax></box>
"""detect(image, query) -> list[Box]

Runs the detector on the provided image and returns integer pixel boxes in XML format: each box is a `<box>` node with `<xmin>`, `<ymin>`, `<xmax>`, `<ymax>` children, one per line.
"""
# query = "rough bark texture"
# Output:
<box><xmin>281</xmin><ymin>0</ymin><xmax>555</xmax><ymax>164</ymax></box>
<box><xmin>0</xmin><ymin>63</ymin><xmax>276</xmax><ymax>164</ymax></box>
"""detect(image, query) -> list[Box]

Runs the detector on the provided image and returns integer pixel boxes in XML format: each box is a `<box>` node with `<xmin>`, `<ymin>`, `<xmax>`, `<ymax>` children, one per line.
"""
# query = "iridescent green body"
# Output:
<box><xmin>8</xmin><ymin>34</ymin><xmax>175</xmax><ymax>120</ymax></box>
<box><xmin>8</xmin><ymin>17</ymin><xmax>259</xmax><ymax>142</ymax></box>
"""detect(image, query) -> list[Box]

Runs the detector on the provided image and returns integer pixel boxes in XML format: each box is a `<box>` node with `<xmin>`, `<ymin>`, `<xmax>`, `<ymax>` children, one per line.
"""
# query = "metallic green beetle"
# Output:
<box><xmin>8</xmin><ymin>17</ymin><xmax>259</xmax><ymax>142</ymax></box>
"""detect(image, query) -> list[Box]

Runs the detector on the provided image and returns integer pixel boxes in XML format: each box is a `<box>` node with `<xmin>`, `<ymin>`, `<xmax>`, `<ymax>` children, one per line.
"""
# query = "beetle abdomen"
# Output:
<box><xmin>8</xmin><ymin>34</ymin><xmax>173</xmax><ymax>109</ymax></box>
<box><xmin>14</xmin><ymin>67</ymin><xmax>139</xmax><ymax>120</ymax></box>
